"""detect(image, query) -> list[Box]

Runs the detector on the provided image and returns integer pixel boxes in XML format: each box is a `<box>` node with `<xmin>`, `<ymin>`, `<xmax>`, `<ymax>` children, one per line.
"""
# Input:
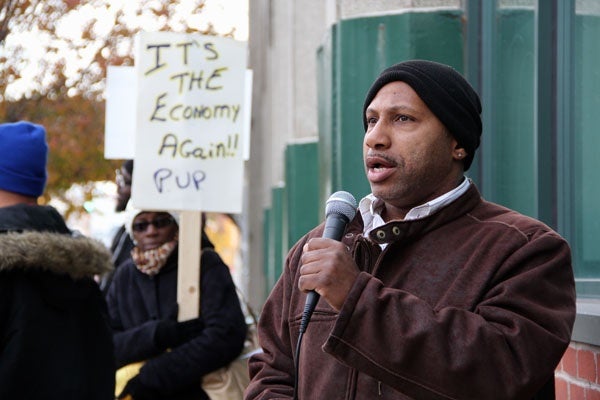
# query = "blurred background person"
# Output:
<box><xmin>107</xmin><ymin>208</ymin><xmax>247</xmax><ymax>400</ymax></box>
<box><xmin>100</xmin><ymin>159</ymin><xmax>135</xmax><ymax>294</ymax></box>
<box><xmin>0</xmin><ymin>121</ymin><xmax>115</xmax><ymax>399</ymax></box>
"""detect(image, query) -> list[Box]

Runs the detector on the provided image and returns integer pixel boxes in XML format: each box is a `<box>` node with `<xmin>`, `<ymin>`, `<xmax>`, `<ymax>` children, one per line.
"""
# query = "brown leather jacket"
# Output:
<box><xmin>246</xmin><ymin>184</ymin><xmax>575</xmax><ymax>400</ymax></box>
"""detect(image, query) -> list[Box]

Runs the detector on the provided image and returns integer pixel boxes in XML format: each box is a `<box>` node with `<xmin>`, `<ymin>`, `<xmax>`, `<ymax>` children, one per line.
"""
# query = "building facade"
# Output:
<box><xmin>244</xmin><ymin>1</ymin><xmax>600</xmax><ymax>396</ymax></box>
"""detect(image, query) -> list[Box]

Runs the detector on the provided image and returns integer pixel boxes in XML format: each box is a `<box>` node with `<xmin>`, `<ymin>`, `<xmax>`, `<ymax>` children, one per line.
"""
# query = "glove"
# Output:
<box><xmin>118</xmin><ymin>375</ymin><xmax>160</xmax><ymax>400</ymax></box>
<box><xmin>154</xmin><ymin>319</ymin><xmax>179</xmax><ymax>349</ymax></box>
<box><xmin>155</xmin><ymin>318</ymin><xmax>204</xmax><ymax>349</ymax></box>
<box><xmin>176</xmin><ymin>317</ymin><xmax>204</xmax><ymax>343</ymax></box>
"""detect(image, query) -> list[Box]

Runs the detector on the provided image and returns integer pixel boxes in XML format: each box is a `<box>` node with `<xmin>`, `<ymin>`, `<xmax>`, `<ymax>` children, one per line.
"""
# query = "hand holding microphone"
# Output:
<box><xmin>299</xmin><ymin>191</ymin><xmax>357</xmax><ymax>333</ymax></box>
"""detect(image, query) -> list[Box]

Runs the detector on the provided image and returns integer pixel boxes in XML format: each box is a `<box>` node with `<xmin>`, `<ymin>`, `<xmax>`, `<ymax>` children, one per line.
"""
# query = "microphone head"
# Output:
<box><xmin>325</xmin><ymin>191</ymin><xmax>357</xmax><ymax>221</ymax></box>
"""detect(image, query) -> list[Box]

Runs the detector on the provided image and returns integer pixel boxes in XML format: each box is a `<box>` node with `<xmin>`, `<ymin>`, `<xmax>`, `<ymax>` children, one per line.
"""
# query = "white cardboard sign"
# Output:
<box><xmin>130</xmin><ymin>32</ymin><xmax>247</xmax><ymax>213</ymax></box>
<box><xmin>104</xmin><ymin>66</ymin><xmax>136</xmax><ymax>159</ymax></box>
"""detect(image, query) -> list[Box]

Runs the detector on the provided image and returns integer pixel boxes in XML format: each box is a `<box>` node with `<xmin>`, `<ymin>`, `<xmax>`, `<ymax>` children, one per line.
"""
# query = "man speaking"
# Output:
<box><xmin>244</xmin><ymin>60</ymin><xmax>575</xmax><ymax>400</ymax></box>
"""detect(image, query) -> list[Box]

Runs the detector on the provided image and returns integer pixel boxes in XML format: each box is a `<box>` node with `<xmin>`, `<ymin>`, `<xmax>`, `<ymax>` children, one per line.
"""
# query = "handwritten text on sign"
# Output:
<box><xmin>131</xmin><ymin>32</ymin><xmax>247</xmax><ymax>213</ymax></box>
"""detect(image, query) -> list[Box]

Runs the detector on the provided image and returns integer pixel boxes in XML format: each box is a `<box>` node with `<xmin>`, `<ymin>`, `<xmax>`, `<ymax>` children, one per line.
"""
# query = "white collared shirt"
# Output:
<box><xmin>359</xmin><ymin>178</ymin><xmax>471</xmax><ymax>238</ymax></box>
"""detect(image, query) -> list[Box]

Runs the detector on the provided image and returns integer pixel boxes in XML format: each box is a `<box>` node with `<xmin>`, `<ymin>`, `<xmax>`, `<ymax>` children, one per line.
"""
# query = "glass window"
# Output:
<box><xmin>571</xmin><ymin>0</ymin><xmax>600</xmax><ymax>296</ymax></box>
<box><xmin>478</xmin><ymin>1</ymin><xmax>600</xmax><ymax>296</ymax></box>
<box><xmin>478</xmin><ymin>1</ymin><xmax>537</xmax><ymax>216</ymax></box>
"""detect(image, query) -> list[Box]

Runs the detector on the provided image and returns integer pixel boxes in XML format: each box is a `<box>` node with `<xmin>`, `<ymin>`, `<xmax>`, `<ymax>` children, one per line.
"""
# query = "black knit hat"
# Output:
<box><xmin>362</xmin><ymin>60</ymin><xmax>482</xmax><ymax>171</ymax></box>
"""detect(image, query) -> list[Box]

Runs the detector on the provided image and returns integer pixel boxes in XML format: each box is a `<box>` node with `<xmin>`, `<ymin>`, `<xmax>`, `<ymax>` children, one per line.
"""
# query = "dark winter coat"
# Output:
<box><xmin>246</xmin><ymin>184</ymin><xmax>576</xmax><ymax>400</ymax></box>
<box><xmin>107</xmin><ymin>238</ymin><xmax>247</xmax><ymax>400</ymax></box>
<box><xmin>0</xmin><ymin>203</ymin><xmax>115</xmax><ymax>400</ymax></box>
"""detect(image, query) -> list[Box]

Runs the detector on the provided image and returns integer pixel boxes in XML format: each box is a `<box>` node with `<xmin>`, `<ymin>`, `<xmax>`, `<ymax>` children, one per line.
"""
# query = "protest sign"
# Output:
<box><xmin>131</xmin><ymin>31</ymin><xmax>247</xmax><ymax>213</ymax></box>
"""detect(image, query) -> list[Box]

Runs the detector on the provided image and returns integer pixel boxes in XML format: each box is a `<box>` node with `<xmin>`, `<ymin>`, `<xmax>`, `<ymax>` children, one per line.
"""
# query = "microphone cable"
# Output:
<box><xmin>294</xmin><ymin>297</ymin><xmax>317</xmax><ymax>400</ymax></box>
<box><xmin>292</xmin><ymin>329</ymin><xmax>304</xmax><ymax>400</ymax></box>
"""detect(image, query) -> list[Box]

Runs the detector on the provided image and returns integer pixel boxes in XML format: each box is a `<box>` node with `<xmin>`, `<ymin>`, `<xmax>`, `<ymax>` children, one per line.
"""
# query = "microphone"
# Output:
<box><xmin>299</xmin><ymin>191</ymin><xmax>357</xmax><ymax>333</ymax></box>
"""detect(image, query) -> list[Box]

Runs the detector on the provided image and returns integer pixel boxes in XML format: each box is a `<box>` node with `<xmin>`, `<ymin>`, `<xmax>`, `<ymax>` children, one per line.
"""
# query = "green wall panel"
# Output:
<box><xmin>285</xmin><ymin>141</ymin><xmax>320</xmax><ymax>246</ymax></box>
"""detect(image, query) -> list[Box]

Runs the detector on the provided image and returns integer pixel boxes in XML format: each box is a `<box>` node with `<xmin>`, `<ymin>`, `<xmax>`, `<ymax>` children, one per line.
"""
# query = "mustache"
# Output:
<box><xmin>365</xmin><ymin>152</ymin><xmax>402</xmax><ymax>168</ymax></box>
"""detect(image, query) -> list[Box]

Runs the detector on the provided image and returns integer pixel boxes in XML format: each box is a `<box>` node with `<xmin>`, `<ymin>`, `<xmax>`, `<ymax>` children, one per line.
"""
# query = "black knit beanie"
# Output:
<box><xmin>362</xmin><ymin>60</ymin><xmax>482</xmax><ymax>171</ymax></box>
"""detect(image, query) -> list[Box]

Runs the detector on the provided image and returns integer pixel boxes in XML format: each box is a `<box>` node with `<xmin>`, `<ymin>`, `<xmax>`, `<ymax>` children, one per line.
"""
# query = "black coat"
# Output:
<box><xmin>0</xmin><ymin>204</ymin><xmax>115</xmax><ymax>400</ymax></box>
<box><xmin>106</xmin><ymin>239</ymin><xmax>247</xmax><ymax>400</ymax></box>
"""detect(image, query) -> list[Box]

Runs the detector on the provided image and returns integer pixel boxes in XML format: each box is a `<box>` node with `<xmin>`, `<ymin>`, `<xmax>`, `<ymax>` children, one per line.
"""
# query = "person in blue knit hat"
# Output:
<box><xmin>0</xmin><ymin>121</ymin><xmax>116</xmax><ymax>399</ymax></box>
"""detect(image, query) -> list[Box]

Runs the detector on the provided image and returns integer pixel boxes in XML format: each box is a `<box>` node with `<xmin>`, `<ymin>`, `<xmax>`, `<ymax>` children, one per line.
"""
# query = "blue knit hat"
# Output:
<box><xmin>0</xmin><ymin>121</ymin><xmax>48</xmax><ymax>197</ymax></box>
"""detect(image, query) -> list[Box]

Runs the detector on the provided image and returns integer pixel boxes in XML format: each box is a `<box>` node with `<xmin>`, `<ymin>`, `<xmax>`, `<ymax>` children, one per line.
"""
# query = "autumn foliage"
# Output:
<box><xmin>0</xmin><ymin>0</ymin><xmax>228</xmax><ymax>207</ymax></box>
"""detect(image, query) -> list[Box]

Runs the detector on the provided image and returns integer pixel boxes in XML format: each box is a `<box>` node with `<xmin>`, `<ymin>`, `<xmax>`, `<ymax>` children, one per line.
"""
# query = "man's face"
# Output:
<box><xmin>115</xmin><ymin>166</ymin><xmax>132</xmax><ymax>212</ymax></box>
<box><xmin>363</xmin><ymin>81</ymin><xmax>464</xmax><ymax>220</ymax></box>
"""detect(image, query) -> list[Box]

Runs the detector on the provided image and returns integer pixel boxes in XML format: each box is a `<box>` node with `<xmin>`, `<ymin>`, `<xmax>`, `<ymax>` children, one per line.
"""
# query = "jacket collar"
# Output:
<box><xmin>347</xmin><ymin>183</ymin><xmax>483</xmax><ymax>246</ymax></box>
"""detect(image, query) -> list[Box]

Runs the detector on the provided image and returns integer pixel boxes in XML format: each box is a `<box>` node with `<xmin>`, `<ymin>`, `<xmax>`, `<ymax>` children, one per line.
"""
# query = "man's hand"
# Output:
<box><xmin>298</xmin><ymin>237</ymin><xmax>359</xmax><ymax>311</ymax></box>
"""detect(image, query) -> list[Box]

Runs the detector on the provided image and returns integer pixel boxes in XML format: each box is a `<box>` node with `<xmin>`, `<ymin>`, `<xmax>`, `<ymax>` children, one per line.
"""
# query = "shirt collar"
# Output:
<box><xmin>359</xmin><ymin>177</ymin><xmax>471</xmax><ymax>236</ymax></box>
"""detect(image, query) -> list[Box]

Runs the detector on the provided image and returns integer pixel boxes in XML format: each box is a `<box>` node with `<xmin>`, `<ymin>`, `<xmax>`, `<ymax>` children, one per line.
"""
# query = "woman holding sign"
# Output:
<box><xmin>106</xmin><ymin>209</ymin><xmax>247</xmax><ymax>400</ymax></box>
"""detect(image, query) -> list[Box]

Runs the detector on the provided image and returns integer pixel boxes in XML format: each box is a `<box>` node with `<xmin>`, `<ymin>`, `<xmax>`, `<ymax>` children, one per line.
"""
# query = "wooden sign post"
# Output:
<box><xmin>177</xmin><ymin>210</ymin><xmax>202</xmax><ymax>321</ymax></box>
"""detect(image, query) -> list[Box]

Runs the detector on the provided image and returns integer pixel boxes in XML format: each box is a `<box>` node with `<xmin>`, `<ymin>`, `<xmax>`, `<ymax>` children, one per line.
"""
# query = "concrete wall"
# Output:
<box><xmin>244</xmin><ymin>0</ymin><xmax>333</xmax><ymax>309</ymax></box>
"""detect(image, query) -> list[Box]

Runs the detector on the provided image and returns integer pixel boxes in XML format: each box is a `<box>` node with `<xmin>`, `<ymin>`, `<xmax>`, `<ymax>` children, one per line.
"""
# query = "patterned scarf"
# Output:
<box><xmin>131</xmin><ymin>240</ymin><xmax>178</xmax><ymax>276</ymax></box>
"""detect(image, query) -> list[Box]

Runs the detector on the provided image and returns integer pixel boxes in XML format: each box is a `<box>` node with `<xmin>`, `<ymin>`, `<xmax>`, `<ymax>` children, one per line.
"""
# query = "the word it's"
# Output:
<box><xmin>145</xmin><ymin>40</ymin><xmax>219</xmax><ymax>75</ymax></box>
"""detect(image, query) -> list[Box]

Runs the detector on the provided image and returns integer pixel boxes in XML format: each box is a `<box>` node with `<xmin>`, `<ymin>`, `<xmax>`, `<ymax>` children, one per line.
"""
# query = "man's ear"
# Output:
<box><xmin>453</xmin><ymin>145</ymin><xmax>468</xmax><ymax>161</ymax></box>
